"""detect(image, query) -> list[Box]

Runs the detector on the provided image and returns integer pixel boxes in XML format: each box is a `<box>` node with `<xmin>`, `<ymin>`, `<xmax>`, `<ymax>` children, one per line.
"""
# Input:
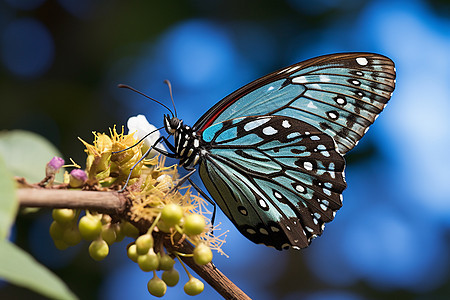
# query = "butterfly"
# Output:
<box><xmin>146</xmin><ymin>53</ymin><xmax>396</xmax><ymax>250</ymax></box>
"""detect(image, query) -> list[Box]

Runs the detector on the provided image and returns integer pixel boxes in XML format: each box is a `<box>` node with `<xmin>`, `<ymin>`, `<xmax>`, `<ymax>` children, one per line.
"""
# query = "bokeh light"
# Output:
<box><xmin>1</xmin><ymin>18</ymin><xmax>54</xmax><ymax>78</ymax></box>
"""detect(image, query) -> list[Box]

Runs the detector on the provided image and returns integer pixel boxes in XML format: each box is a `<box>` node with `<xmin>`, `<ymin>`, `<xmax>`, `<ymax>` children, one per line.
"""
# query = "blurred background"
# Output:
<box><xmin>1</xmin><ymin>0</ymin><xmax>450</xmax><ymax>299</ymax></box>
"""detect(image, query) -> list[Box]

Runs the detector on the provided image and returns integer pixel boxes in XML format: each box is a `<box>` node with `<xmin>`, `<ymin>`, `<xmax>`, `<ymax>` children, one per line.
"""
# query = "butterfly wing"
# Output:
<box><xmin>194</xmin><ymin>53</ymin><xmax>396</xmax><ymax>154</ymax></box>
<box><xmin>199</xmin><ymin>115</ymin><xmax>346</xmax><ymax>250</ymax></box>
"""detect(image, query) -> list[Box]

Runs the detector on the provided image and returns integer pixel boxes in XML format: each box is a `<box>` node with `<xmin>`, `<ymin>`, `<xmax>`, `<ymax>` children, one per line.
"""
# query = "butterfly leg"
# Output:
<box><xmin>167</xmin><ymin>169</ymin><xmax>217</xmax><ymax>227</ymax></box>
<box><xmin>188</xmin><ymin>178</ymin><xmax>217</xmax><ymax>227</ymax></box>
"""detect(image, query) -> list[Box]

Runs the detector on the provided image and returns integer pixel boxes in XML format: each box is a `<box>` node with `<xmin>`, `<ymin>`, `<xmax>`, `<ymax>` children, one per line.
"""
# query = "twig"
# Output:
<box><xmin>17</xmin><ymin>187</ymin><xmax>251</xmax><ymax>300</ymax></box>
<box><xmin>17</xmin><ymin>189</ymin><xmax>126</xmax><ymax>215</ymax></box>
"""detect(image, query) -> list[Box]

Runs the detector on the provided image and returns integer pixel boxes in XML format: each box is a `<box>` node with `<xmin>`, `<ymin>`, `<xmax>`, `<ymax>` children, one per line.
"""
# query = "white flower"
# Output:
<box><xmin>127</xmin><ymin>114</ymin><xmax>166</xmax><ymax>156</ymax></box>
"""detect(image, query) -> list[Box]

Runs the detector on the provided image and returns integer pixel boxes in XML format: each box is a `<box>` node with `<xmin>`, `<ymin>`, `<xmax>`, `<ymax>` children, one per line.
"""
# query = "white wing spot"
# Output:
<box><xmin>320</xmin><ymin>204</ymin><xmax>328</xmax><ymax>211</ymax></box>
<box><xmin>267</xmin><ymin>86</ymin><xmax>275</xmax><ymax>92</ymax></box>
<box><xmin>274</xmin><ymin>191</ymin><xmax>282</xmax><ymax>199</ymax></box>
<box><xmin>314</xmin><ymin>212</ymin><xmax>321</xmax><ymax>219</ymax></box>
<box><xmin>286</xmin><ymin>226</ymin><xmax>291</xmax><ymax>231</ymax></box>
<box><xmin>355</xmin><ymin>71</ymin><xmax>364</xmax><ymax>76</ymax></box>
<box><xmin>296</xmin><ymin>185</ymin><xmax>305</xmax><ymax>193</ymax></box>
<box><xmin>304</xmin><ymin>162</ymin><xmax>313</xmax><ymax>171</ymax></box>
<box><xmin>263</xmin><ymin>126</ymin><xmax>278</xmax><ymax>135</ymax></box>
<box><xmin>310</xmin><ymin>135</ymin><xmax>320</xmax><ymax>141</ymax></box>
<box><xmin>351</xmin><ymin>79</ymin><xmax>361</xmax><ymax>86</ymax></box>
<box><xmin>282</xmin><ymin>120</ymin><xmax>291</xmax><ymax>128</ymax></box>
<box><xmin>258</xmin><ymin>199</ymin><xmax>268</xmax><ymax>208</ymax></box>
<box><xmin>356</xmin><ymin>57</ymin><xmax>369</xmax><ymax>66</ymax></box>
<box><xmin>244</xmin><ymin>118</ymin><xmax>271</xmax><ymax>131</ymax></box>
<box><xmin>336</xmin><ymin>97</ymin><xmax>346</xmax><ymax>105</ymax></box>
<box><xmin>292</xmin><ymin>76</ymin><xmax>308</xmax><ymax>83</ymax></box>
<box><xmin>305</xmin><ymin>226</ymin><xmax>314</xmax><ymax>233</ymax></box>
<box><xmin>193</xmin><ymin>139</ymin><xmax>199</xmax><ymax>148</ymax></box>
<box><xmin>323</xmin><ymin>188</ymin><xmax>332</xmax><ymax>196</ymax></box>
<box><xmin>327</xmin><ymin>111</ymin><xmax>339</xmax><ymax>120</ymax></box>
<box><xmin>307</xmin><ymin>101</ymin><xmax>317</xmax><ymax>109</ymax></box>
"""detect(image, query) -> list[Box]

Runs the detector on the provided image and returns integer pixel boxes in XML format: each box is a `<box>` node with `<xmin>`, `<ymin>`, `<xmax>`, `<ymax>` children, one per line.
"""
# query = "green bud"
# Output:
<box><xmin>137</xmin><ymin>249</ymin><xmax>159</xmax><ymax>272</ymax></box>
<box><xmin>193</xmin><ymin>243</ymin><xmax>213</xmax><ymax>265</ymax></box>
<box><xmin>121</xmin><ymin>221</ymin><xmax>139</xmax><ymax>238</ymax></box>
<box><xmin>52</xmin><ymin>208</ymin><xmax>76</xmax><ymax>225</ymax></box>
<box><xmin>101</xmin><ymin>224</ymin><xmax>117</xmax><ymax>245</ymax></box>
<box><xmin>183</xmin><ymin>214</ymin><xmax>206</xmax><ymax>236</ymax></box>
<box><xmin>89</xmin><ymin>239</ymin><xmax>109</xmax><ymax>261</ymax></box>
<box><xmin>53</xmin><ymin>239</ymin><xmax>69</xmax><ymax>250</ymax></box>
<box><xmin>162</xmin><ymin>269</ymin><xmax>179</xmax><ymax>287</ymax></box>
<box><xmin>161</xmin><ymin>203</ymin><xmax>184</xmax><ymax>227</ymax></box>
<box><xmin>127</xmin><ymin>244</ymin><xmax>139</xmax><ymax>263</ymax></box>
<box><xmin>78</xmin><ymin>215</ymin><xmax>102</xmax><ymax>240</ymax></box>
<box><xmin>159</xmin><ymin>254</ymin><xmax>175</xmax><ymax>270</ymax></box>
<box><xmin>147</xmin><ymin>274</ymin><xmax>167</xmax><ymax>297</ymax></box>
<box><xmin>135</xmin><ymin>234</ymin><xmax>153</xmax><ymax>255</ymax></box>
<box><xmin>156</xmin><ymin>220</ymin><xmax>172</xmax><ymax>233</ymax></box>
<box><xmin>62</xmin><ymin>225</ymin><xmax>82</xmax><ymax>246</ymax></box>
<box><xmin>113</xmin><ymin>223</ymin><xmax>125</xmax><ymax>242</ymax></box>
<box><xmin>184</xmin><ymin>277</ymin><xmax>204</xmax><ymax>296</ymax></box>
<box><xmin>49</xmin><ymin>221</ymin><xmax>65</xmax><ymax>240</ymax></box>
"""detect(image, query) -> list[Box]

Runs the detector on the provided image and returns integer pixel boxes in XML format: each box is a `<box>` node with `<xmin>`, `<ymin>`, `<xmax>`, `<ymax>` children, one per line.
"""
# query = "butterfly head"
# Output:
<box><xmin>163</xmin><ymin>114</ymin><xmax>182</xmax><ymax>135</ymax></box>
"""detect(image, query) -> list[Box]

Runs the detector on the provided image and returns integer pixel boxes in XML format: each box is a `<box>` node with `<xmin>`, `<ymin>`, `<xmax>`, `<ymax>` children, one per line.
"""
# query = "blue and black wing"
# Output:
<box><xmin>194</xmin><ymin>53</ymin><xmax>396</xmax><ymax>154</ymax></box>
<box><xmin>199</xmin><ymin>115</ymin><xmax>346</xmax><ymax>250</ymax></box>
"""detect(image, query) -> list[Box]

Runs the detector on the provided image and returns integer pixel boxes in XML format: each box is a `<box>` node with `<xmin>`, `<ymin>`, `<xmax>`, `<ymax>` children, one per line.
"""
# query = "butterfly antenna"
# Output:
<box><xmin>118</xmin><ymin>84</ymin><xmax>174</xmax><ymax>117</ymax></box>
<box><xmin>164</xmin><ymin>80</ymin><xmax>177</xmax><ymax>118</ymax></box>
<box><xmin>112</xmin><ymin>126</ymin><xmax>164</xmax><ymax>154</ymax></box>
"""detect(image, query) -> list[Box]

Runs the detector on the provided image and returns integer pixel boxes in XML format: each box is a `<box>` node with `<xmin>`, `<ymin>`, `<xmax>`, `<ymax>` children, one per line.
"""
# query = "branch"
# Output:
<box><xmin>17</xmin><ymin>187</ymin><xmax>251</xmax><ymax>300</ymax></box>
<box><xmin>17</xmin><ymin>189</ymin><xmax>126</xmax><ymax>214</ymax></box>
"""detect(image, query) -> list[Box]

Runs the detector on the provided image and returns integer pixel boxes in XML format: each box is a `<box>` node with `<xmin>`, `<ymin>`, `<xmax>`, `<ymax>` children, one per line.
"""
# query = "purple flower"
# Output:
<box><xmin>45</xmin><ymin>156</ymin><xmax>65</xmax><ymax>176</ymax></box>
<box><xmin>69</xmin><ymin>169</ymin><xmax>88</xmax><ymax>188</ymax></box>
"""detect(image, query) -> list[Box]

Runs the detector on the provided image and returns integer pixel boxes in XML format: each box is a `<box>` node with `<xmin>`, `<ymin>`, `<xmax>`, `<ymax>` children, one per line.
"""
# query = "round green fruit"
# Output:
<box><xmin>147</xmin><ymin>275</ymin><xmax>167</xmax><ymax>297</ymax></box>
<box><xmin>184</xmin><ymin>277</ymin><xmax>204</xmax><ymax>296</ymax></box>
<box><xmin>78</xmin><ymin>215</ymin><xmax>102</xmax><ymax>240</ymax></box>
<box><xmin>89</xmin><ymin>239</ymin><xmax>109</xmax><ymax>261</ymax></box>
<box><xmin>193</xmin><ymin>243</ymin><xmax>213</xmax><ymax>265</ymax></box>
<box><xmin>52</xmin><ymin>208</ymin><xmax>76</xmax><ymax>225</ymax></box>
<box><xmin>137</xmin><ymin>250</ymin><xmax>159</xmax><ymax>272</ymax></box>
<box><xmin>183</xmin><ymin>214</ymin><xmax>206</xmax><ymax>236</ymax></box>
<box><xmin>162</xmin><ymin>268</ymin><xmax>180</xmax><ymax>287</ymax></box>
<box><xmin>161</xmin><ymin>203</ymin><xmax>184</xmax><ymax>227</ymax></box>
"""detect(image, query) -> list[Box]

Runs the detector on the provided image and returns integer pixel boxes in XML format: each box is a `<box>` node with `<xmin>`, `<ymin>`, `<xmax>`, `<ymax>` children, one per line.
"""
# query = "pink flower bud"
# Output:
<box><xmin>46</xmin><ymin>157</ymin><xmax>65</xmax><ymax>177</ymax></box>
<box><xmin>69</xmin><ymin>169</ymin><xmax>88</xmax><ymax>188</ymax></box>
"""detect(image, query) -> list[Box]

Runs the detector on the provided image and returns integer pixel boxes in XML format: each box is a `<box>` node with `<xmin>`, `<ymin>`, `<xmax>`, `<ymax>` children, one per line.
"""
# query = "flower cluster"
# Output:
<box><xmin>47</xmin><ymin>115</ymin><xmax>227</xmax><ymax>297</ymax></box>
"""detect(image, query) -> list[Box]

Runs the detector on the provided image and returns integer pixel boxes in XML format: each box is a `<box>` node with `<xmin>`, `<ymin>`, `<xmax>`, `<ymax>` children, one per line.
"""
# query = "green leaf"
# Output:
<box><xmin>0</xmin><ymin>130</ymin><xmax>64</xmax><ymax>183</ymax></box>
<box><xmin>0</xmin><ymin>154</ymin><xmax>17</xmax><ymax>240</ymax></box>
<box><xmin>0</xmin><ymin>240</ymin><xmax>78</xmax><ymax>300</ymax></box>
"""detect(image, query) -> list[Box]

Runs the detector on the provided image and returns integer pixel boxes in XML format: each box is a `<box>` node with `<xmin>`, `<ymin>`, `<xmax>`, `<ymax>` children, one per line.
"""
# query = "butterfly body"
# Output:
<box><xmin>161</xmin><ymin>53</ymin><xmax>396</xmax><ymax>250</ymax></box>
